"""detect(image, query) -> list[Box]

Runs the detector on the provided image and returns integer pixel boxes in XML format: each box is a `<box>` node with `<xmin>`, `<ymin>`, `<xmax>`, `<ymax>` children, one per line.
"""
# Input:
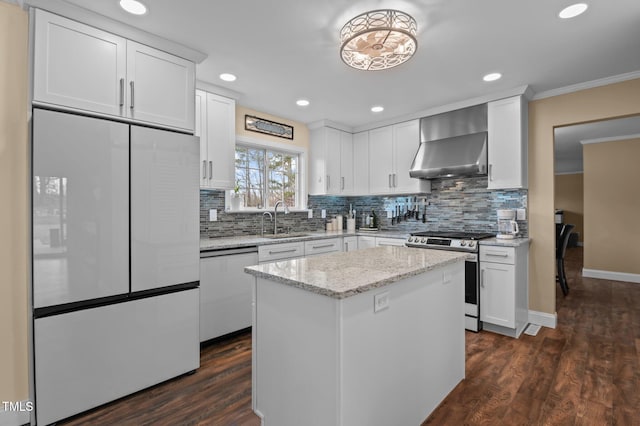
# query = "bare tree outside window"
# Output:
<box><xmin>235</xmin><ymin>146</ymin><xmax>298</xmax><ymax>209</ymax></box>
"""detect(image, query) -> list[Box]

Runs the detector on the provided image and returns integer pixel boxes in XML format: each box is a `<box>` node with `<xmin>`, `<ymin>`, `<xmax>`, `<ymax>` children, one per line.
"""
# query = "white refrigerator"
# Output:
<box><xmin>31</xmin><ymin>109</ymin><xmax>200</xmax><ymax>425</ymax></box>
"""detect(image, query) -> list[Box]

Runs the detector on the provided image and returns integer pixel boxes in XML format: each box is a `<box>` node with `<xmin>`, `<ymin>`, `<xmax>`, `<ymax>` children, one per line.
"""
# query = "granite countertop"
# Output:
<box><xmin>244</xmin><ymin>246</ymin><xmax>470</xmax><ymax>299</ymax></box>
<box><xmin>479</xmin><ymin>237</ymin><xmax>530</xmax><ymax>247</ymax></box>
<box><xmin>200</xmin><ymin>230</ymin><xmax>410</xmax><ymax>251</ymax></box>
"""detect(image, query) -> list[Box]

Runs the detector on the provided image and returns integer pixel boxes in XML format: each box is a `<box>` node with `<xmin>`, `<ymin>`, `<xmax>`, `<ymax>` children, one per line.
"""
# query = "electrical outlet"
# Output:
<box><xmin>443</xmin><ymin>270</ymin><xmax>452</xmax><ymax>284</ymax></box>
<box><xmin>321</xmin><ymin>209</ymin><xmax>326</xmax><ymax>219</ymax></box>
<box><xmin>308</xmin><ymin>210</ymin><xmax>313</xmax><ymax>219</ymax></box>
<box><xmin>386</xmin><ymin>210</ymin><xmax>392</xmax><ymax>219</ymax></box>
<box><xmin>374</xmin><ymin>292</ymin><xmax>390</xmax><ymax>313</ymax></box>
<box><xmin>516</xmin><ymin>208</ymin><xmax>526</xmax><ymax>221</ymax></box>
<box><xmin>209</xmin><ymin>209</ymin><xmax>217</xmax><ymax>222</ymax></box>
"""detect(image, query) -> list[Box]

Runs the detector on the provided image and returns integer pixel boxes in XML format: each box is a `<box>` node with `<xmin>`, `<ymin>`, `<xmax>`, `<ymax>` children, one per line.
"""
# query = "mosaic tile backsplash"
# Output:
<box><xmin>200</xmin><ymin>177</ymin><xmax>528</xmax><ymax>238</ymax></box>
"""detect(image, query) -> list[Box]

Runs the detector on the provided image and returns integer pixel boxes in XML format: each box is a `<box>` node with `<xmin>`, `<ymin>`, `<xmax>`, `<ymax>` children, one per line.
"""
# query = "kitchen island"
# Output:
<box><xmin>245</xmin><ymin>246</ymin><xmax>469</xmax><ymax>426</ymax></box>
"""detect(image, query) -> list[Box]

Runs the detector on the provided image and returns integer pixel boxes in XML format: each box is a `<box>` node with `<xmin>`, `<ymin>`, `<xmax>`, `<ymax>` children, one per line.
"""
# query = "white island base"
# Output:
<box><xmin>250</xmin><ymin>257</ymin><xmax>465</xmax><ymax>426</ymax></box>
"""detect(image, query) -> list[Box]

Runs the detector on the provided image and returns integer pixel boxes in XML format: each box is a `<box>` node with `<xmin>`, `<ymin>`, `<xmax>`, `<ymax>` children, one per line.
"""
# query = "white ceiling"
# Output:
<box><xmin>60</xmin><ymin>0</ymin><xmax>640</xmax><ymax>130</ymax></box>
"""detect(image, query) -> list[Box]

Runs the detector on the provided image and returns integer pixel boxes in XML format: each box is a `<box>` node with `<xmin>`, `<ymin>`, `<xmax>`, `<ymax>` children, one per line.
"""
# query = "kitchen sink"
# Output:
<box><xmin>261</xmin><ymin>233</ymin><xmax>311</xmax><ymax>239</ymax></box>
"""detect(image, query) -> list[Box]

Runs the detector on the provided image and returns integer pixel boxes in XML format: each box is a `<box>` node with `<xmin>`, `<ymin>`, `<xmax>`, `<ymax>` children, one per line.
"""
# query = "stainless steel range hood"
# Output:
<box><xmin>410</xmin><ymin>103</ymin><xmax>488</xmax><ymax>179</ymax></box>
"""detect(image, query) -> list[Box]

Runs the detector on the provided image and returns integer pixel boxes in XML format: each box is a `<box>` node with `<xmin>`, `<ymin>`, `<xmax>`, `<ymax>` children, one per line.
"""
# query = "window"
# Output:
<box><xmin>235</xmin><ymin>145</ymin><xmax>299</xmax><ymax>209</ymax></box>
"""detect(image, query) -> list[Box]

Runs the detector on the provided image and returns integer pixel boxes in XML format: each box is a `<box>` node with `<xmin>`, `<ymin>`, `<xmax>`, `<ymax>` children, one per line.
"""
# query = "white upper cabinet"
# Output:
<box><xmin>197</xmin><ymin>90</ymin><xmax>236</xmax><ymax>190</ymax></box>
<box><xmin>368</xmin><ymin>121</ymin><xmax>431</xmax><ymax>195</ymax></box>
<box><xmin>33</xmin><ymin>9</ymin><xmax>195</xmax><ymax>132</ymax></box>
<box><xmin>309</xmin><ymin>127</ymin><xmax>353</xmax><ymax>195</ymax></box>
<box><xmin>125</xmin><ymin>41</ymin><xmax>195</xmax><ymax>131</ymax></box>
<box><xmin>33</xmin><ymin>9</ymin><xmax>127</xmax><ymax>117</ymax></box>
<box><xmin>487</xmin><ymin>95</ymin><xmax>528</xmax><ymax>189</ymax></box>
<box><xmin>352</xmin><ymin>131</ymin><xmax>369</xmax><ymax>195</ymax></box>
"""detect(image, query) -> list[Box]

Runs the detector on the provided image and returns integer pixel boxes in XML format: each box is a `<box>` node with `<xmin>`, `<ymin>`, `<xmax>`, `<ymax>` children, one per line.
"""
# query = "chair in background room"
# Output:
<box><xmin>556</xmin><ymin>223</ymin><xmax>575</xmax><ymax>296</ymax></box>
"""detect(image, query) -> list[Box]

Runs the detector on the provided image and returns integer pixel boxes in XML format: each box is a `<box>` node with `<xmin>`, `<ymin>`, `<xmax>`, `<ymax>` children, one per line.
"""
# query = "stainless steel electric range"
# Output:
<box><xmin>405</xmin><ymin>231</ymin><xmax>494</xmax><ymax>332</ymax></box>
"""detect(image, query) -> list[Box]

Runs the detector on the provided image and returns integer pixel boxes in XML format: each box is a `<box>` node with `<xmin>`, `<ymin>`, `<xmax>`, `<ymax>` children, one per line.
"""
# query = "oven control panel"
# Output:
<box><xmin>405</xmin><ymin>236</ymin><xmax>478</xmax><ymax>252</ymax></box>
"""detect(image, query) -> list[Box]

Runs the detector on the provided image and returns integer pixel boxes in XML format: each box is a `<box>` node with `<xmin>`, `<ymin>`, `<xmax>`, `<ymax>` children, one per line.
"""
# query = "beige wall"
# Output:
<box><xmin>236</xmin><ymin>106</ymin><xmax>309</xmax><ymax>150</ymax></box>
<box><xmin>554</xmin><ymin>173</ymin><xmax>584</xmax><ymax>243</ymax></box>
<box><xmin>0</xmin><ymin>1</ymin><xmax>29</xmax><ymax>402</ymax></box>
<box><xmin>529</xmin><ymin>78</ymin><xmax>640</xmax><ymax>315</ymax></box>
<box><xmin>583</xmin><ymin>137</ymin><xmax>640</xmax><ymax>274</ymax></box>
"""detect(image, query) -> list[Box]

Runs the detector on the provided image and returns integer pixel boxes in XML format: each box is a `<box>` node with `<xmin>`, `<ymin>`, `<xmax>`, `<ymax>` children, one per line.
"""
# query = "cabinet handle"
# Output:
<box><xmin>326</xmin><ymin>175</ymin><xmax>330</xmax><ymax>191</ymax></box>
<box><xmin>488</xmin><ymin>164</ymin><xmax>493</xmax><ymax>181</ymax></box>
<box><xmin>480</xmin><ymin>269</ymin><xmax>485</xmax><ymax>288</ymax></box>
<box><xmin>129</xmin><ymin>81</ymin><xmax>135</xmax><ymax>109</ymax></box>
<box><xmin>341</xmin><ymin>177</ymin><xmax>345</xmax><ymax>190</ymax></box>
<box><xmin>486</xmin><ymin>252</ymin><xmax>509</xmax><ymax>257</ymax></box>
<box><xmin>345</xmin><ymin>242</ymin><xmax>349</xmax><ymax>251</ymax></box>
<box><xmin>312</xmin><ymin>243</ymin><xmax>334</xmax><ymax>249</ymax></box>
<box><xmin>209</xmin><ymin>161</ymin><xmax>213</xmax><ymax>180</ymax></box>
<box><xmin>269</xmin><ymin>249</ymin><xmax>297</xmax><ymax>255</ymax></box>
<box><xmin>119</xmin><ymin>78</ymin><xmax>124</xmax><ymax>107</ymax></box>
<box><xmin>202</xmin><ymin>160</ymin><xmax>207</xmax><ymax>179</ymax></box>
<box><xmin>393</xmin><ymin>173</ymin><xmax>397</xmax><ymax>188</ymax></box>
<box><xmin>388</xmin><ymin>174</ymin><xmax>392</xmax><ymax>188</ymax></box>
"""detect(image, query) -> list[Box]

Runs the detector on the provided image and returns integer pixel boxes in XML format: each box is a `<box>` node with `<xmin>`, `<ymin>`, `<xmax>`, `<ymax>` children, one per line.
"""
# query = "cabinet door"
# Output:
<box><xmin>392</xmin><ymin>120</ymin><xmax>421</xmax><ymax>193</ymax></box>
<box><xmin>480</xmin><ymin>263</ymin><xmax>515</xmax><ymax>328</ymax></box>
<box><xmin>33</xmin><ymin>9</ymin><xmax>127</xmax><ymax>117</ymax></box>
<box><xmin>340</xmin><ymin>131</ymin><xmax>354</xmax><ymax>194</ymax></box>
<box><xmin>368</xmin><ymin>126</ymin><xmax>394</xmax><ymax>194</ymax></box>
<box><xmin>200</xmin><ymin>251</ymin><xmax>258</xmax><ymax>342</ymax></box>
<box><xmin>195</xmin><ymin>90</ymin><xmax>209</xmax><ymax>187</ymax></box>
<box><xmin>353</xmin><ymin>132</ymin><xmax>369</xmax><ymax>195</ymax></box>
<box><xmin>343</xmin><ymin>236</ymin><xmax>358</xmax><ymax>252</ymax></box>
<box><xmin>325</xmin><ymin>128</ymin><xmax>342</xmax><ymax>194</ymax></box>
<box><xmin>487</xmin><ymin>96</ymin><xmax>527</xmax><ymax>189</ymax></box>
<box><xmin>357</xmin><ymin>236</ymin><xmax>377</xmax><ymax>249</ymax></box>
<box><xmin>205</xmin><ymin>93</ymin><xmax>236</xmax><ymax>189</ymax></box>
<box><xmin>126</xmin><ymin>41</ymin><xmax>195</xmax><ymax>131</ymax></box>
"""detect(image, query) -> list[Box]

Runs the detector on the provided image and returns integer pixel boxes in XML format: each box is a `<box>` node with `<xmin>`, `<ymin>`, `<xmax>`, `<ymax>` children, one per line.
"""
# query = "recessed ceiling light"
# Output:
<box><xmin>483</xmin><ymin>73</ymin><xmax>502</xmax><ymax>82</ymax></box>
<box><xmin>296</xmin><ymin>99</ymin><xmax>310</xmax><ymax>107</ymax></box>
<box><xmin>119</xmin><ymin>0</ymin><xmax>147</xmax><ymax>15</ymax></box>
<box><xmin>219</xmin><ymin>73</ymin><xmax>237</xmax><ymax>82</ymax></box>
<box><xmin>558</xmin><ymin>3</ymin><xmax>588</xmax><ymax>19</ymax></box>
<box><xmin>371</xmin><ymin>106</ymin><xmax>384</xmax><ymax>113</ymax></box>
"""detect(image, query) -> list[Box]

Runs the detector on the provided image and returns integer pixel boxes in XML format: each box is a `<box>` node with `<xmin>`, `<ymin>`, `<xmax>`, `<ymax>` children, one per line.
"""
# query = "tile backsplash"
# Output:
<box><xmin>200</xmin><ymin>177</ymin><xmax>528</xmax><ymax>238</ymax></box>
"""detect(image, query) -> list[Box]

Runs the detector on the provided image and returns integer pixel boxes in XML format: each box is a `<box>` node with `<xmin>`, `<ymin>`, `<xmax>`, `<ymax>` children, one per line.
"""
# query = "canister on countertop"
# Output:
<box><xmin>346</xmin><ymin>218</ymin><xmax>356</xmax><ymax>232</ymax></box>
<box><xmin>336</xmin><ymin>215</ymin><xmax>343</xmax><ymax>230</ymax></box>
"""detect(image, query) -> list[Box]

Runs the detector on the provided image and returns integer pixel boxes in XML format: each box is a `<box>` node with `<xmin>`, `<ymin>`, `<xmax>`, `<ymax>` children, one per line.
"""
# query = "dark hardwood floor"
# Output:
<box><xmin>59</xmin><ymin>247</ymin><xmax>640</xmax><ymax>425</ymax></box>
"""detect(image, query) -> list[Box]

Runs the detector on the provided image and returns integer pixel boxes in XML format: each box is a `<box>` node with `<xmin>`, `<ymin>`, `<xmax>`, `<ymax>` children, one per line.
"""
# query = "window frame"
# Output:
<box><xmin>227</xmin><ymin>135</ymin><xmax>308</xmax><ymax>212</ymax></box>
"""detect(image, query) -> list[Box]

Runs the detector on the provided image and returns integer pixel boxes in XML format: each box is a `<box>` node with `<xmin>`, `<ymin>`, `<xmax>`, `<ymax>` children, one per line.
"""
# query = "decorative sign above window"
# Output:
<box><xmin>245</xmin><ymin>115</ymin><xmax>294</xmax><ymax>140</ymax></box>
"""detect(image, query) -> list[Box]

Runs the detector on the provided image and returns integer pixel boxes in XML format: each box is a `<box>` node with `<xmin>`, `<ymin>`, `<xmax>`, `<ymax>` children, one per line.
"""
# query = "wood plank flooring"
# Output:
<box><xmin>59</xmin><ymin>247</ymin><xmax>640</xmax><ymax>425</ymax></box>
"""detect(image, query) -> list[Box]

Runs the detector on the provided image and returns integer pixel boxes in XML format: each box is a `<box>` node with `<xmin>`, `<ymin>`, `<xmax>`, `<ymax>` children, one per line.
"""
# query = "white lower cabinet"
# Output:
<box><xmin>357</xmin><ymin>235</ymin><xmax>377</xmax><ymax>249</ymax></box>
<box><xmin>258</xmin><ymin>241</ymin><xmax>305</xmax><ymax>263</ymax></box>
<box><xmin>375</xmin><ymin>237</ymin><xmax>406</xmax><ymax>247</ymax></box>
<box><xmin>479</xmin><ymin>244</ymin><xmax>529</xmax><ymax>338</ymax></box>
<box><xmin>343</xmin><ymin>236</ymin><xmax>358</xmax><ymax>252</ymax></box>
<box><xmin>304</xmin><ymin>238</ymin><xmax>342</xmax><ymax>257</ymax></box>
<box><xmin>199</xmin><ymin>248</ymin><xmax>258</xmax><ymax>342</ymax></box>
<box><xmin>34</xmin><ymin>289</ymin><xmax>199</xmax><ymax>426</ymax></box>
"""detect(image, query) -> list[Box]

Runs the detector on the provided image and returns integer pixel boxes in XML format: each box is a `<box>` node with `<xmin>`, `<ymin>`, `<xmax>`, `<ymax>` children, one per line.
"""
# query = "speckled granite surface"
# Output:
<box><xmin>479</xmin><ymin>237</ymin><xmax>530</xmax><ymax>247</ymax></box>
<box><xmin>200</xmin><ymin>230</ymin><xmax>409</xmax><ymax>251</ymax></box>
<box><xmin>244</xmin><ymin>246</ymin><xmax>470</xmax><ymax>299</ymax></box>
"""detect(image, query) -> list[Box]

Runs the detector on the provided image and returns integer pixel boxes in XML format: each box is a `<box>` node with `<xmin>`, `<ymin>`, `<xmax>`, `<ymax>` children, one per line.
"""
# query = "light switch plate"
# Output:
<box><xmin>209</xmin><ymin>209</ymin><xmax>217</xmax><ymax>222</ymax></box>
<box><xmin>386</xmin><ymin>210</ymin><xmax>392</xmax><ymax>219</ymax></box>
<box><xmin>308</xmin><ymin>210</ymin><xmax>313</xmax><ymax>219</ymax></box>
<box><xmin>321</xmin><ymin>209</ymin><xmax>326</xmax><ymax>219</ymax></box>
<box><xmin>374</xmin><ymin>292</ymin><xmax>390</xmax><ymax>313</ymax></box>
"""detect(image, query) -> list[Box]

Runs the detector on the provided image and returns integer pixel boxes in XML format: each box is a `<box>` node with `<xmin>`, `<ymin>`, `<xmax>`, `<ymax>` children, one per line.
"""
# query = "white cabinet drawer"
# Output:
<box><xmin>375</xmin><ymin>237</ymin><xmax>406</xmax><ymax>247</ymax></box>
<box><xmin>304</xmin><ymin>238</ymin><xmax>341</xmax><ymax>257</ymax></box>
<box><xmin>258</xmin><ymin>241</ymin><xmax>305</xmax><ymax>263</ymax></box>
<box><xmin>480</xmin><ymin>246</ymin><xmax>515</xmax><ymax>265</ymax></box>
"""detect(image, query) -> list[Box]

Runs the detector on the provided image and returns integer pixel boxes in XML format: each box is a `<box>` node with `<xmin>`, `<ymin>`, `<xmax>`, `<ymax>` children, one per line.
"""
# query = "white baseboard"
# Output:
<box><xmin>528</xmin><ymin>310</ymin><xmax>557</xmax><ymax>329</ymax></box>
<box><xmin>582</xmin><ymin>268</ymin><xmax>640</xmax><ymax>283</ymax></box>
<box><xmin>0</xmin><ymin>402</ymin><xmax>31</xmax><ymax>426</ymax></box>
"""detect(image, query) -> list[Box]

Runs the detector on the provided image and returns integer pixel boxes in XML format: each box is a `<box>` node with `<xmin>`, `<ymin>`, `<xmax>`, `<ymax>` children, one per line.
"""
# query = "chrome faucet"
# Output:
<box><xmin>273</xmin><ymin>201</ymin><xmax>289</xmax><ymax>235</ymax></box>
<box><xmin>261</xmin><ymin>211</ymin><xmax>273</xmax><ymax>237</ymax></box>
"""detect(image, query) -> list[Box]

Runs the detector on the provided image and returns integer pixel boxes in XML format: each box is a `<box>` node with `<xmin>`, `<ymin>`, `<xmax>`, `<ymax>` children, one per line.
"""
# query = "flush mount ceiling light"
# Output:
<box><xmin>296</xmin><ymin>99</ymin><xmax>310</xmax><ymax>107</ymax></box>
<box><xmin>340</xmin><ymin>9</ymin><xmax>418</xmax><ymax>71</ymax></box>
<box><xmin>219</xmin><ymin>73</ymin><xmax>237</xmax><ymax>82</ymax></box>
<box><xmin>119</xmin><ymin>0</ymin><xmax>147</xmax><ymax>15</ymax></box>
<box><xmin>371</xmin><ymin>105</ymin><xmax>384</xmax><ymax>113</ymax></box>
<box><xmin>483</xmin><ymin>72</ymin><xmax>502</xmax><ymax>82</ymax></box>
<box><xmin>559</xmin><ymin>3</ymin><xmax>588</xmax><ymax>19</ymax></box>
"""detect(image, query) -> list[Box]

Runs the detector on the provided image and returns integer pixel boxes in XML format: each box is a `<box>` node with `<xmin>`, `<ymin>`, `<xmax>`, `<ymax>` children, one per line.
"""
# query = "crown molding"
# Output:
<box><xmin>532</xmin><ymin>70</ymin><xmax>640</xmax><ymax>101</ymax></box>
